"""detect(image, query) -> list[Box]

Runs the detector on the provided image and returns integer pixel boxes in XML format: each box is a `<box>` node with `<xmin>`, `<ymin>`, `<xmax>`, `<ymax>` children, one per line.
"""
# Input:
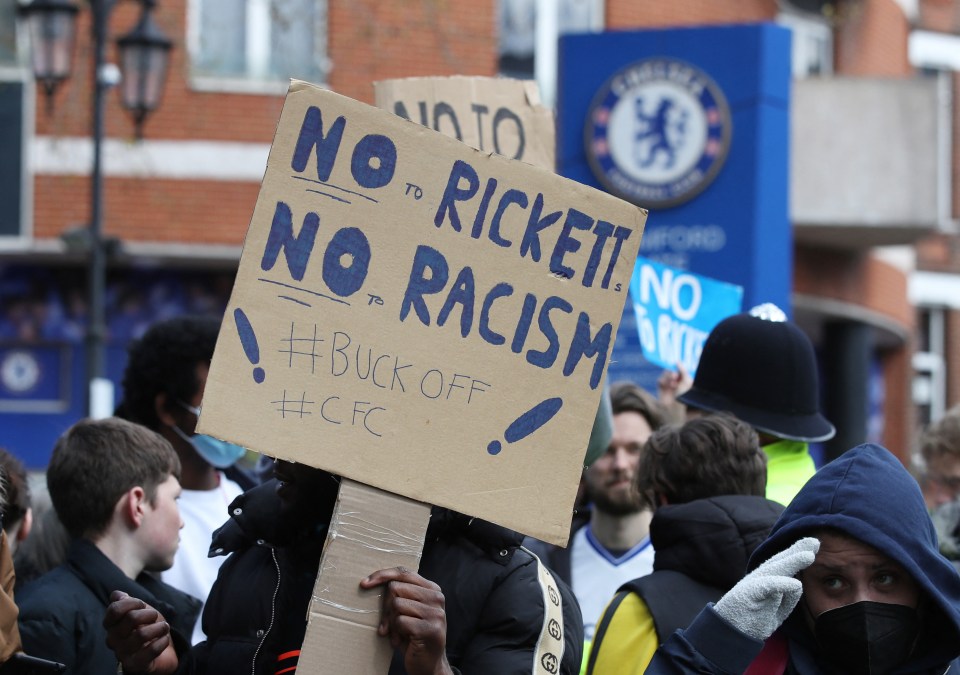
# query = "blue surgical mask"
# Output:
<box><xmin>172</xmin><ymin>401</ymin><xmax>247</xmax><ymax>469</ymax></box>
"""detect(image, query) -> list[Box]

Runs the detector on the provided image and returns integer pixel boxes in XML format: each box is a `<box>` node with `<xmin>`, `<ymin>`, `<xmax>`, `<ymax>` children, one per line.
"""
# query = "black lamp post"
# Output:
<box><xmin>18</xmin><ymin>0</ymin><xmax>173</xmax><ymax>417</ymax></box>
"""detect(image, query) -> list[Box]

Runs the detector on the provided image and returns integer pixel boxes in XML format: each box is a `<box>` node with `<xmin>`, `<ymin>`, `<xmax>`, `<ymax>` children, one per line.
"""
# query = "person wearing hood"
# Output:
<box><xmin>584</xmin><ymin>413</ymin><xmax>784</xmax><ymax>674</ymax></box>
<box><xmin>676</xmin><ymin>304</ymin><xmax>836</xmax><ymax>506</ymax></box>
<box><xmin>647</xmin><ymin>442</ymin><xmax>960</xmax><ymax>674</ymax></box>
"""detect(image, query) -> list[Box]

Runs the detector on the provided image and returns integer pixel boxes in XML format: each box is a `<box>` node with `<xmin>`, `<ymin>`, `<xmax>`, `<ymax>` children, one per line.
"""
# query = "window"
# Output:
<box><xmin>777</xmin><ymin>12</ymin><xmax>833</xmax><ymax>77</ymax></box>
<box><xmin>498</xmin><ymin>0</ymin><xmax>536</xmax><ymax>79</ymax></box>
<box><xmin>910</xmin><ymin>30</ymin><xmax>960</xmax><ymax>71</ymax></box>
<box><xmin>188</xmin><ymin>0</ymin><xmax>328</xmax><ymax>91</ymax></box>
<box><xmin>913</xmin><ymin>307</ymin><xmax>946</xmax><ymax>430</ymax></box>
<box><xmin>0</xmin><ymin>75</ymin><xmax>28</xmax><ymax>240</ymax></box>
<box><xmin>0</xmin><ymin>0</ymin><xmax>17</xmax><ymax>65</ymax></box>
<box><xmin>497</xmin><ymin>0</ymin><xmax>603</xmax><ymax>107</ymax></box>
<box><xmin>497</xmin><ymin>0</ymin><xmax>604</xmax><ymax>80</ymax></box>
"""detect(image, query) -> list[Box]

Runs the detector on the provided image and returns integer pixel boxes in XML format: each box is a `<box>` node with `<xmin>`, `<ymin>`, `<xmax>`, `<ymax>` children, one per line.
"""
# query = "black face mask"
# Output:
<box><xmin>814</xmin><ymin>601</ymin><xmax>920</xmax><ymax>675</ymax></box>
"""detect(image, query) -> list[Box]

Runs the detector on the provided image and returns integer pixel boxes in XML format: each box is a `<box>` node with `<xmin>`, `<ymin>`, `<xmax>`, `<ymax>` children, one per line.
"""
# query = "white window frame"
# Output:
<box><xmin>912</xmin><ymin>310</ymin><xmax>946</xmax><ymax>424</ymax></box>
<box><xmin>186</xmin><ymin>0</ymin><xmax>328</xmax><ymax>95</ymax></box>
<box><xmin>908</xmin><ymin>272</ymin><xmax>960</xmax><ymax>425</ymax></box>
<box><xmin>497</xmin><ymin>0</ymin><xmax>605</xmax><ymax>107</ymax></box>
<box><xmin>911</xmin><ymin>30</ymin><xmax>960</xmax><ymax>71</ymax></box>
<box><xmin>777</xmin><ymin>11</ymin><xmax>833</xmax><ymax>78</ymax></box>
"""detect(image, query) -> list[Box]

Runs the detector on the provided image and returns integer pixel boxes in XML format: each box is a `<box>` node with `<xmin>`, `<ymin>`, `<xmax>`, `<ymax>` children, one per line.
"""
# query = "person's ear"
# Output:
<box><xmin>155</xmin><ymin>392</ymin><xmax>177</xmax><ymax>427</ymax></box>
<box><xmin>122</xmin><ymin>486</ymin><xmax>148</xmax><ymax>528</ymax></box>
<box><xmin>16</xmin><ymin>507</ymin><xmax>32</xmax><ymax>542</ymax></box>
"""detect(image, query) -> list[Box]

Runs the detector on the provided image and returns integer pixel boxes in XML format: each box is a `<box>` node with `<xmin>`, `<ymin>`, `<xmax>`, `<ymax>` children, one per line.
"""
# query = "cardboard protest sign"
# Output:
<box><xmin>378</xmin><ymin>76</ymin><xmax>612</xmax><ymax>479</ymax></box>
<box><xmin>198</xmin><ymin>80</ymin><xmax>646</xmax><ymax>546</ymax></box>
<box><xmin>374</xmin><ymin>75</ymin><xmax>555</xmax><ymax>171</ymax></box>
<box><xmin>299</xmin><ymin>77</ymin><xmax>569</xmax><ymax>674</ymax></box>
<box><xmin>629</xmin><ymin>257</ymin><xmax>742</xmax><ymax>376</ymax></box>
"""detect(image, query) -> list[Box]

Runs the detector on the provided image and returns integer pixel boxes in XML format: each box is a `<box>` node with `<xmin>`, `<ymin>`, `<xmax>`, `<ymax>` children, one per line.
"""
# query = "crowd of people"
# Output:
<box><xmin>0</xmin><ymin>305</ymin><xmax>959</xmax><ymax>674</ymax></box>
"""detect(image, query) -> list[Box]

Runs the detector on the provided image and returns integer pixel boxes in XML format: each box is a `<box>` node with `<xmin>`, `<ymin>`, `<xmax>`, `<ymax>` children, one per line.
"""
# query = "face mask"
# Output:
<box><xmin>813</xmin><ymin>601</ymin><xmax>919</xmax><ymax>675</ymax></box>
<box><xmin>171</xmin><ymin>402</ymin><xmax>247</xmax><ymax>469</ymax></box>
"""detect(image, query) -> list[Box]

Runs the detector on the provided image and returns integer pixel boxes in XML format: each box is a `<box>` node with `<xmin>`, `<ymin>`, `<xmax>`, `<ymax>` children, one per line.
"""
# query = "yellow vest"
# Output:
<box><xmin>763</xmin><ymin>440</ymin><xmax>816</xmax><ymax>506</ymax></box>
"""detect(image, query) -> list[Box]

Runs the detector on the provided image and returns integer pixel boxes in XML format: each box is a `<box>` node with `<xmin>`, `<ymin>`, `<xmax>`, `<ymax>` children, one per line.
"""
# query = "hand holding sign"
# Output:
<box><xmin>360</xmin><ymin>567</ymin><xmax>453</xmax><ymax>675</ymax></box>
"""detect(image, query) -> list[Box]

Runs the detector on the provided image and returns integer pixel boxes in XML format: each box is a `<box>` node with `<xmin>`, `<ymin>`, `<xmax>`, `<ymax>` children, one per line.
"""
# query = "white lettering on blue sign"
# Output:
<box><xmin>629</xmin><ymin>257</ymin><xmax>743</xmax><ymax>375</ymax></box>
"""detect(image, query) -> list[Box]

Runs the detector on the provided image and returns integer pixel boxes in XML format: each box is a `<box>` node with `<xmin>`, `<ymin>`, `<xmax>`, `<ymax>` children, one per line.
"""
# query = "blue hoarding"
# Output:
<box><xmin>557</xmin><ymin>23</ymin><xmax>793</xmax><ymax>389</ymax></box>
<box><xmin>0</xmin><ymin>265</ymin><xmax>233</xmax><ymax>468</ymax></box>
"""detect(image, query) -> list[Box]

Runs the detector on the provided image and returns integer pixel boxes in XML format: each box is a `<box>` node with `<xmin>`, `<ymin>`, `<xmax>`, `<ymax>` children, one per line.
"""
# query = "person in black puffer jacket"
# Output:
<box><xmin>105</xmin><ymin>460</ymin><xmax>583</xmax><ymax>675</ymax></box>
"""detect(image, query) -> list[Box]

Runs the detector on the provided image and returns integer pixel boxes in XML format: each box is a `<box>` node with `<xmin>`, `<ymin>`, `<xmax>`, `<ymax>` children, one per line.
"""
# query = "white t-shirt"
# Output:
<box><xmin>162</xmin><ymin>473</ymin><xmax>244</xmax><ymax>644</ymax></box>
<box><xmin>570</xmin><ymin>524</ymin><xmax>655</xmax><ymax>641</ymax></box>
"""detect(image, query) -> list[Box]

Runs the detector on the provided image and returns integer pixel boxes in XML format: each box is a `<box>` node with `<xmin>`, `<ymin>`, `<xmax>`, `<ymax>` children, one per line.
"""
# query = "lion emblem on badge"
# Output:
<box><xmin>586</xmin><ymin>58</ymin><xmax>731</xmax><ymax>209</ymax></box>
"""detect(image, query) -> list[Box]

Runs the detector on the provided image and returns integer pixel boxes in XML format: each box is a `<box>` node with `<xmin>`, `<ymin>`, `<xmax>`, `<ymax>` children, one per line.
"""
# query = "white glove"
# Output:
<box><xmin>714</xmin><ymin>537</ymin><xmax>820</xmax><ymax>641</ymax></box>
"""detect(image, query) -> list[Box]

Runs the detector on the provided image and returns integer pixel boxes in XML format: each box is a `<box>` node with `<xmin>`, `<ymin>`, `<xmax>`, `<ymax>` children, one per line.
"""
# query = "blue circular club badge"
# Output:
<box><xmin>585</xmin><ymin>58</ymin><xmax>732</xmax><ymax>209</ymax></box>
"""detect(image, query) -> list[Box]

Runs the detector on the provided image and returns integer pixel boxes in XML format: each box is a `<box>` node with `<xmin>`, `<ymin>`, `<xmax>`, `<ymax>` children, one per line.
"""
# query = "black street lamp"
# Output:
<box><xmin>18</xmin><ymin>0</ymin><xmax>173</xmax><ymax>417</ymax></box>
<box><xmin>17</xmin><ymin>0</ymin><xmax>78</xmax><ymax>113</ymax></box>
<box><xmin>117</xmin><ymin>0</ymin><xmax>172</xmax><ymax>139</ymax></box>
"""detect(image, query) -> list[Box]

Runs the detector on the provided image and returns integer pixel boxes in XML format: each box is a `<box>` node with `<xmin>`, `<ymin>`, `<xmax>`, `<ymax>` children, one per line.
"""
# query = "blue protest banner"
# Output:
<box><xmin>629</xmin><ymin>256</ymin><xmax>742</xmax><ymax>376</ymax></box>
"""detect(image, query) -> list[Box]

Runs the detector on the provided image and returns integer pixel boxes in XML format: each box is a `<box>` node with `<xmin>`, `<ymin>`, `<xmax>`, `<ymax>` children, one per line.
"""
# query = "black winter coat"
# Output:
<box><xmin>18</xmin><ymin>539</ymin><xmax>200</xmax><ymax>674</ymax></box>
<box><xmin>628</xmin><ymin>495</ymin><xmax>784</xmax><ymax>637</ymax></box>
<box><xmin>593</xmin><ymin>494</ymin><xmax>784</xmax><ymax>656</ymax></box>
<box><xmin>180</xmin><ymin>480</ymin><xmax>584</xmax><ymax>675</ymax></box>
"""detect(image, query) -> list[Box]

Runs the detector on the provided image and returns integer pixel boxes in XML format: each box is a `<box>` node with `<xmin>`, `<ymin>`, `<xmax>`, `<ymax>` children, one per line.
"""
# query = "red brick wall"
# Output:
<box><xmin>794</xmin><ymin>244</ymin><xmax>916</xmax><ymax>460</ymax></box>
<box><xmin>948</xmin><ymin>309</ymin><xmax>960</xmax><ymax>408</ymax></box>
<box><xmin>920</xmin><ymin>0</ymin><xmax>960</xmax><ymax>32</ymax></box>
<box><xmin>882</xmin><ymin>342</ymin><xmax>914</xmax><ymax>463</ymax></box>
<box><xmin>916</xmin><ymin>234</ymin><xmax>953</xmax><ymax>272</ymax></box>
<box><xmin>794</xmin><ymin>246</ymin><xmax>913</xmax><ymax>330</ymax></box>
<box><xmin>914</xmin><ymin>4</ymin><xmax>960</xmax><ymax>436</ymax></box>
<box><xmin>34</xmin><ymin>0</ymin><xmax>286</xmax><ymax>143</ymax></box>
<box><xmin>328</xmin><ymin>1</ymin><xmax>497</xmax><ymax>103</ymax></box>
<box><xmin>607</xmin><ymin>0</ymin><xmax>777</xmax><ymax>27</ymax></box>
<box><xmin>32</xmin><ymin>176</ymin><xmax>260</xmax><ymax>243</ymax></box>
<box><xmin>31</xmin><ymin>0</ymin><xmax>497</xmax><ymax>248</ymax></box>
<box><xmin>834</xmin><ymin>0</ymin><xmax>912</xmax><ymax>76</ymax></box>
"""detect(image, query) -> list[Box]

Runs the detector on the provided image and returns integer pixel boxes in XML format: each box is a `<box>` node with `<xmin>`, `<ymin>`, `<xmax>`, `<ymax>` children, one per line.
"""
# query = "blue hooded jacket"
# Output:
<box><xmin>648</xmin><ymin>443</ymin><xmax>960</xmax><ymax>674</ymax></box>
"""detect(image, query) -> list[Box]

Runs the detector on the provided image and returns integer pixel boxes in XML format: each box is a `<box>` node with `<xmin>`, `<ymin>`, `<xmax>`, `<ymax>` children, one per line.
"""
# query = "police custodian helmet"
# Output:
<box><xmin>678</xmin><ymin>304</ymin><xmax>836</xmax><ymax>443</ymax></box>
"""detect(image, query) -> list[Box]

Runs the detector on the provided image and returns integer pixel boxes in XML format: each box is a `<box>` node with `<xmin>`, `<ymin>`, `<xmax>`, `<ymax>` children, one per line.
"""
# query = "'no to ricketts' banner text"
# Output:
<box><xmin>199</xmin><ymin>81</ymin><xmax>646</xmax><ymax>545</ymax></box>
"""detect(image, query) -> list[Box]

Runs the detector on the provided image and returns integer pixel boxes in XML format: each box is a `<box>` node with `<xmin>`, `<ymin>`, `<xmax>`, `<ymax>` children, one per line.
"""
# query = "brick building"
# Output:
<box><xmin>1</xmin><ymin>0</ymin><xmax>958</xmax><ymax>468</ymax></box>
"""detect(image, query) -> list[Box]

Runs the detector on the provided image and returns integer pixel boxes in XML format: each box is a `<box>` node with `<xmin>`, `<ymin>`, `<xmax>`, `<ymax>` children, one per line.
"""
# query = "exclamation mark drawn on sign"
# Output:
<box><xmin>487</xmin><ymin>397</ymin><xmax>564</xmax><ymax>455</ymax></box>
<box><xmin>234</xmin><ymin>308</ymin><xmax>266</xmax><ymax>384</ymax></box>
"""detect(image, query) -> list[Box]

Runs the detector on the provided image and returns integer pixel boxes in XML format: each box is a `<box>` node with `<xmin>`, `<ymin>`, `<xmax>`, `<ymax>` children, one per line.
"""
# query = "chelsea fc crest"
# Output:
<box><xmin>585</xmin><ymin>58</ymin><xmax>732</xmax><ymax>209</ymax></box>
